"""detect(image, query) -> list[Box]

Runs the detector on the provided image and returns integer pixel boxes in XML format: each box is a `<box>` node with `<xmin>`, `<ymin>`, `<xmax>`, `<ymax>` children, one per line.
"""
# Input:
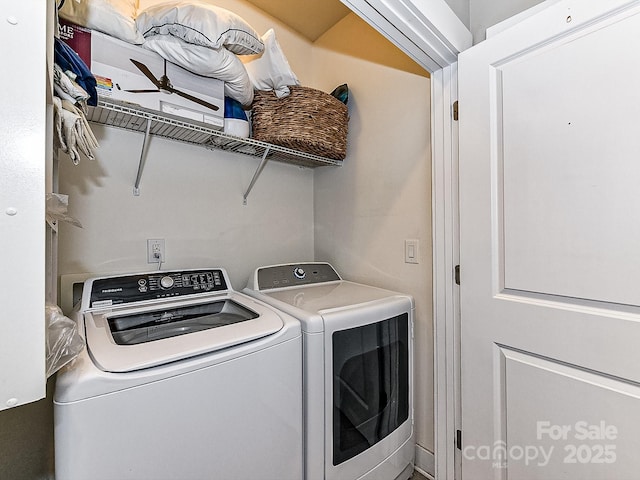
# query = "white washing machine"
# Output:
<box><xmin>54</xmin><ymin>268</ymin><xmax>303</xmax><ymax>480</ymax></box>
<box><xmin>244</xmin><ymin>263</ymin><xmax>415</xmax><ymax>480</ymax></box>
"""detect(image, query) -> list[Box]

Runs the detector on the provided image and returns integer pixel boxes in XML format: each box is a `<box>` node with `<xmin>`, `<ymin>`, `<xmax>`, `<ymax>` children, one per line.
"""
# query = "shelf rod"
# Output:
<box><xmin>133</xmin><ymin>118</ymin><xmax>153</xmax><ymax>196</ymax></box>
<box><xmin>243</xmin><ymin>147</ymin><xmax>271</xmax><ymax>205</ymax></box>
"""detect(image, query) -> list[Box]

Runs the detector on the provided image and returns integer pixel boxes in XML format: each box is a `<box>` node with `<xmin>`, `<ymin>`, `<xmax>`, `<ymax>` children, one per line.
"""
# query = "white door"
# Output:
<box><xmin>459</xmin><ymin>1</ymin><xmax>640</xmax><ymax>478</ymax></box>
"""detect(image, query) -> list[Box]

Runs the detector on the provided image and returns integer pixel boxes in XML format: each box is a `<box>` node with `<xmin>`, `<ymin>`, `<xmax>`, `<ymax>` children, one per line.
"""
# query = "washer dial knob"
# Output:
<box><xmin>160</xmin><ymin>275</ymin><xmax>174</xmax><ymax>289</ymax></box>
<box><xmin>293</xmin><ymin>267</ymin><xmax>306</xmax><ymax>279</ymax></box>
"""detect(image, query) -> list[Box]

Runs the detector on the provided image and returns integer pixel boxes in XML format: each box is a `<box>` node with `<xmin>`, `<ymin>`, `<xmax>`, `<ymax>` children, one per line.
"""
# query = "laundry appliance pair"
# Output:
<box><xmin>54</xmin><ymin>263</ymin><xmax>414</xmax><ymax>480</ymax></box>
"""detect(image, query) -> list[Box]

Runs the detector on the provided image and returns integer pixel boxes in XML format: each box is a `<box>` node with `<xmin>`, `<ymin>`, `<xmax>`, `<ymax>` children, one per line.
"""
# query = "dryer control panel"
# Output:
<box><xmin>256</xmin><ymin>263</ymin><xmax>341</xmax><ymax>290</ymax></box>
<box><xmin>88</xmin><ymin>269</ymin><xmax>228</xmax><ymax>308</ymax></box>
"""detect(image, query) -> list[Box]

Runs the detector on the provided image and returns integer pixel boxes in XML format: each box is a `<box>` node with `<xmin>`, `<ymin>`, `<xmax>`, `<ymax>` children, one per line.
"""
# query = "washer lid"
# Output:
<box><xmin>84</xmin><ymin>293</ymin><xmax>284</xmax><ymax>372</ymax></box>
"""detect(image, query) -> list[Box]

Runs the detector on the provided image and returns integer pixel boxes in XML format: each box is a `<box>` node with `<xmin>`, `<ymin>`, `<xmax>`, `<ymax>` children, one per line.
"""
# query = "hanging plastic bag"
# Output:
<box><xmin>46</xmin><ymin>303</ymin><xmax>84</xmax><ymax>377</ymax></box>
<box><xmin>46</xmin><ymin>193</ymin><xmax>83</xmax><ymax>228</ymax></box>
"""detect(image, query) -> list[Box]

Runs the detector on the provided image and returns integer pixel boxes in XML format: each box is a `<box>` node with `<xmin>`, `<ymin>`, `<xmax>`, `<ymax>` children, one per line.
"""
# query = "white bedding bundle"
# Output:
<box><xmin>58</xmin><ymin>0</ymin><xmax>144</xmax><ymax>44</ymax></box>
<box><xmin>136</xmin><ymin>1</ymin><xmax>266</xmax><ymax>106</ymax></box>
<box><xmin>57</xmin><ymin>0</ymin><xmax>302</xmax><ymax>107</ymax></box>
<box><xmin>135</xmin><ymin>1</ymin><xmax>264</xmax><ymax>54</ymax></box>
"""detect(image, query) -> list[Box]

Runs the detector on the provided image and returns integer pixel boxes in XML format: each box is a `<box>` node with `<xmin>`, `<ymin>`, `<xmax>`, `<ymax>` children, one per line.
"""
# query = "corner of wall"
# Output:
<box><xmin>444</xmin><ymin>0</ymin><xmax>471</xmax><ymax>30</ymax></box>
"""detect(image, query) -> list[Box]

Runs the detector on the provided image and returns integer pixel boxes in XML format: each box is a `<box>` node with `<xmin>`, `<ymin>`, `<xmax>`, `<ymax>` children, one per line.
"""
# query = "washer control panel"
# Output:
<box><xmin>256</xmin><ymin>263</ymin><xmax>341</xmax><ymax>290</ymax></box>
<box><xmin>89</xmin><ymin>269</ymin><xmax>227</xmax><ymax>308</ymax></box>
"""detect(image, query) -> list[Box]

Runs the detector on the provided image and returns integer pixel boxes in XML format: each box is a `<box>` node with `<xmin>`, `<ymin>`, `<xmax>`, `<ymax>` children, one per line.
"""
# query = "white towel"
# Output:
<box><xmin>60</xmin><ymin>108</ymin><xmax>82</xmax><ymax>164</ymax></box>
<box><xmin>54</xmin><ymin>83</ymin><xmax>79</xmax><ymax>105</ymax></box>
<box><xmin>52</xmin><ymin>96</ymin><xmax>67</xmax><ymax>151</ymax></box>
<box><xmin>53</xmin><ymin>95</ymin><xmax>99</xmax><ymax>164</ymax></box>
<box><xmin>61</xmin><ymin>100</ymin><xmax>99</xmax><ymax>154</ymax></box>
<box><xmin>54</xmin><ymin>63</ymin><xmax>90</xmax><ymax>105</ymax></box>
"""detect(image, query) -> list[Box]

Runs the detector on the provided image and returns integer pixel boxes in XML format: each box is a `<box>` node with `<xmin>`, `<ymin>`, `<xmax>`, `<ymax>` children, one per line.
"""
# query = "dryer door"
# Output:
<box><xmin>333</xmin><ymin>312</ymin><xmax>409</xmax><ymax>464</ymax></box>
<box><xmin>322</xmin><ymin>296</ymin><xmax>413</xmax><ymax>480</ymax></box>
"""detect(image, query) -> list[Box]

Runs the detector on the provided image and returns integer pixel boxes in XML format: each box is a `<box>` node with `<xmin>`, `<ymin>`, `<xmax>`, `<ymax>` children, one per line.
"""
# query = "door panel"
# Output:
<box><xmin>499</xmin><ymin>11</ymin><xmax>640</xmax><ymax>305</ymax></box>
<box><xmin>459</xmin><ymin>1</ymin><xmax>640</xmax><ymax>478</ymax></box>
<box><xmin>502</xmin><ymin>348</ymin><xmax>640</xmax><ymax>479</ymax></box>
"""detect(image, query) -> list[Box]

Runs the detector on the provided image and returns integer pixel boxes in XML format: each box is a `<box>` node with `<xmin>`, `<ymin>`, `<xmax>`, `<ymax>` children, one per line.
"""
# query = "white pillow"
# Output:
<box><xmin>136</xmin><ymin>1</ymin><xmax>263</xmax><ymax>55</ymax></box>
<box><xmin>244</xmin><ymin>29</ymin><xmax>300</xmax><ymax>98</ymax></box>
<box><xmin>58</xmin><ymin>0</ymin><xmax>144</xmax><ymax>44</ymax></box>
<box><xmin>143</xmin><ymin>35</ymin><xmax>254</xmax><ymax>106</ymax></box>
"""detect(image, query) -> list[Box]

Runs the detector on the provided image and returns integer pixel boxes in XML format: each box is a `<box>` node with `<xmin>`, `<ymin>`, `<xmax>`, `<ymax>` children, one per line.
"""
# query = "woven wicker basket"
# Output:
<box><xmin>252</xmin><ymin>86</ymin><xmax>349</xmax><ymax>160</ymax></box>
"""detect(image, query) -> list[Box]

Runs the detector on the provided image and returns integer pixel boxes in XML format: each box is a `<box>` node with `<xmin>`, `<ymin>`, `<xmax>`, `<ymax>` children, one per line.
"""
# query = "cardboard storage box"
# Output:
<box><xmin>59</xmin><ymin>21</ymin><xmax>224</xmax><ymax>129</ymax></box>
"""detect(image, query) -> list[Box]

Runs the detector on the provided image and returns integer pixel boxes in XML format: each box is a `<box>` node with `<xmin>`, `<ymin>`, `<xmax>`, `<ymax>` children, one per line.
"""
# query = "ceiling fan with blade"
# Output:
<box><xmin>125</xmin><ymin>58</ymin><xmax>219</xmax><ymax>112</ymax></box>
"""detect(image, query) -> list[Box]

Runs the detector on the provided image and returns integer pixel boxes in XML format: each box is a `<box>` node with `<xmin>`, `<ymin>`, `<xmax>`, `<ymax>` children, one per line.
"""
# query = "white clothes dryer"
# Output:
<box><xmin>55</xmin><ymin>268</ymin><xmax>303</xmax><ymax>480</ymax></box>
<box><xmin>244</xmin><ymin>263</ymin><xmax>415</xmax><ymax>480</ymax></box>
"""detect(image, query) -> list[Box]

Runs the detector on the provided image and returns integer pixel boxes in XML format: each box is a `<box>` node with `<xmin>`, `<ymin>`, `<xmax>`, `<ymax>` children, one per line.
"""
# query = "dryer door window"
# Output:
<box><xmin>332</xmin><ymin>313</ymin><xmax>409</xmax><ymax>465</ymax></box>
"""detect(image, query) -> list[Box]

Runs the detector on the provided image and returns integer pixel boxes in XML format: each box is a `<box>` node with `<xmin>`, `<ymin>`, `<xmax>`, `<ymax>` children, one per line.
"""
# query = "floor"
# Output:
<box><xmin>411</xmin><ymin>470</ymin><xmax>430</xmax><ymax>480</ymax></box>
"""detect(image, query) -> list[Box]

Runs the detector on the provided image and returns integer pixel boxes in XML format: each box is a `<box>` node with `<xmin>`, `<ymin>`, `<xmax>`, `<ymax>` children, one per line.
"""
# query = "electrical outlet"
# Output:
<box><xmin>147</xmin><ymin>239</ymin><xmax>165</xmax><ymax>264</ymax></box>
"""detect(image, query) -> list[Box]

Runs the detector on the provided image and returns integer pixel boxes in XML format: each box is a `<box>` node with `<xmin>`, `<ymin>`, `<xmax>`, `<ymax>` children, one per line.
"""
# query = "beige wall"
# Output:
<box><xmin>312</xmin><ymin>13</ymin><xmax>428</xmax><ymax>78</ymax></box>
<box><xmin>311</xmin><ymin>13</ymin><xmax>434</xmax><ymax>453</ymax></box>
<box><xmin>57</xmin><ymin>125</ymin><xmax>315</xmax><ymax>290</ymax></box>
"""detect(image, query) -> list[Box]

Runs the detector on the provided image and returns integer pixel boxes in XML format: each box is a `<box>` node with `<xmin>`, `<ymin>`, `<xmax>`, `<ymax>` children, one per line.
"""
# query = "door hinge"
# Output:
<box><xmin>453</xmin><ymin>101</ymin><xmax>459</xmax><ymax>121</ymax></box>
<box><xmin>456</xmin><ymin>429</ymin><xmax>462</xmax><ymax>450</ymax></box>
<box><xmin>454</xmin><ymin>265</ymin><xmax>460</xmax><ymax>285</ymax></box>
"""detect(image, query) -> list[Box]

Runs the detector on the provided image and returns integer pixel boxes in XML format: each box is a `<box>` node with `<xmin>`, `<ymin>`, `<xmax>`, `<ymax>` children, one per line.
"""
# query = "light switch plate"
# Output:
<box><xmin>405</xmin><ymin>239</ymin><xmax>419</xmax><ymax>264</ymax></box>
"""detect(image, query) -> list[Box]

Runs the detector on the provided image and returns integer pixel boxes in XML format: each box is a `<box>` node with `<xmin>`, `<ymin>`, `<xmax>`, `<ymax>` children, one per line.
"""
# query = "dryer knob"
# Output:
<box><xmin>293</xmin><ymin>267</ymin><xmax>306</xmax><ymax>279</ymax></box>
<box><xmin>160</xmin><ymin>275</ymin><xmax>174</xmax><ymax>289</ymax></box>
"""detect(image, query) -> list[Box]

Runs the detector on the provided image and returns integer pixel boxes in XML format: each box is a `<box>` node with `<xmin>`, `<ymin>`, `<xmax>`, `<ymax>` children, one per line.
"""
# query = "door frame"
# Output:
<box><xmin>339</xmin><ymin>1</ymin><xmax>471</xmax><ymax>478</ymax></box>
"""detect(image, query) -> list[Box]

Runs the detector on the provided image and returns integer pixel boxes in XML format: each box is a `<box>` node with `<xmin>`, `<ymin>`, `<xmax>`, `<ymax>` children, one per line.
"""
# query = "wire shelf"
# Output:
<box><xmin>86</xmin><ymin>98</ymin><xmax>344</xmax><ymax>169</ymax></box>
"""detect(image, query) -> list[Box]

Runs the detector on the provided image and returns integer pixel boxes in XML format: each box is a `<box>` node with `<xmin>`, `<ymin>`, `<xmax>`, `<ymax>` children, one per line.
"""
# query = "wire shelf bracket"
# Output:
<box><xmin>85</xmin><ymin>98</ymin><xmax>344</xmax><ymax>202</ymax></box>
<box><xmin>243</xmin><ymin>147</ymin><xmax>270</xmax><ymax>205</ymax></box>
<box><xmin>133</xmin><ymin>118</ymin><xmax>152</xmax><ymax>196</ymax></box>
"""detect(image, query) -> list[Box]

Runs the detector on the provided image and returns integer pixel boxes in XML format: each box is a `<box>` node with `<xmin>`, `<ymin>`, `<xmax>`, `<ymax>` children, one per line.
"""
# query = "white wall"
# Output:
<box><xmin>311</xmin><ymin>14</ymin><xmax>434</xmax><ymax>453</ymax></box>
<box><xmin>442</xmin><ymin>0</ymin><xmax>545</xmax><ymax>43</ymax></box>
<box><xmin>58</xmin><ymin>126</ymin><xmax>314</xmax><ymax>289</ymax></box>
<box><xmin>470</xmin><ymin>0</ymin><xmax>543</xmax><ymax>43</ymax></box>
<box><xmin>445</xmin><ymin>0</ymin><xmax>470</xmax><ymax>29</ymax></box>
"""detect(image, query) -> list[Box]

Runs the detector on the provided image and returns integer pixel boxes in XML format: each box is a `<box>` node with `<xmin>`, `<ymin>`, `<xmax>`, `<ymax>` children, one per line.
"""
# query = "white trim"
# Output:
<box><xmin>340</xmin><ymin>0</ymin><xmax>471</xmax><ymax>71</ymax></box>
<box><xmin>0</xmin><ymin>0</ymin><xmax>47</xmax><ymax>410</ymax></box>
<box><xmin>431</xmin><ymin>64</ymin><xmax>460</xmax><ymax>480</ymax></box>
<box><xmin>415</xmin><ymin>444</ymin><xmax>436</xmax><ymax>478</ymax></box>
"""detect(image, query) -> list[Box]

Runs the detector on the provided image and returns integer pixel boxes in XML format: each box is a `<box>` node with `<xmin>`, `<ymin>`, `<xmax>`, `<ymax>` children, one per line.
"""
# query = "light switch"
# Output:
<box><xmin>405</xmin><ymin>239</ymin><xmax>419</xmax><ymax>264</ymax></box>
